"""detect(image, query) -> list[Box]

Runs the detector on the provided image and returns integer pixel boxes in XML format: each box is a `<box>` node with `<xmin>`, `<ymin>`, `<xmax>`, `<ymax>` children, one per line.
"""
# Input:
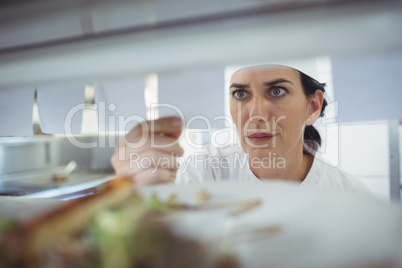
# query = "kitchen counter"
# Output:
<box><xmin>0</xmin><ymin>170</ymin><xmax>114</xmax><ymax>199</ymax></box>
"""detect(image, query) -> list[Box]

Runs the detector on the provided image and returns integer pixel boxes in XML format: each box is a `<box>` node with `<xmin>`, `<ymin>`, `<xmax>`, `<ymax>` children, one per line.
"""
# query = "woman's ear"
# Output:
<box><xmin>306</xmin><ymin>89</ymin><xmax>324</xmax><ymax>125</ymax></box>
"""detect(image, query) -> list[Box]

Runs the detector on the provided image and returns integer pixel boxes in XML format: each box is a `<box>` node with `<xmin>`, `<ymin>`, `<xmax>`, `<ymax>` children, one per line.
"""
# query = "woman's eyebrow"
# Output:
<box><xmin>229</xmin><ymin>83</ymin><xmax>249</xmax><ymax>89</ymax></box>
<box><xmin>229</xmin><ymin>78</ymin><xmax>294</xmax><ymax>90</ymax></box>
<box><xmin>263</xmin><ymin>78</ymin><xmax>294</xmax><ymax>86</ymax></box>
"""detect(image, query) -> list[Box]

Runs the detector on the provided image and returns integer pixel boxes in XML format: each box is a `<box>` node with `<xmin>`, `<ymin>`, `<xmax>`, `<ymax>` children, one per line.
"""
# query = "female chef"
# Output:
<box><xmin>111</xmin><ymin>65</ymin><xmax>367</xmax><ymax>192</ymax></box>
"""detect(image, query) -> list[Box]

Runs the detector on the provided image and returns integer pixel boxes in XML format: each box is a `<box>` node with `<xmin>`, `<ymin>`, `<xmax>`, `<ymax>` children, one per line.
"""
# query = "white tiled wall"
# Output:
<box><xmin>321</xmin><ymin>121</ymin><xmax>401</xmax><ymax>203</ymax></box>
<box><xmin>338</xmin><ymin>122</ymin><xmax>389</xmax><ymax>177</ymax></box>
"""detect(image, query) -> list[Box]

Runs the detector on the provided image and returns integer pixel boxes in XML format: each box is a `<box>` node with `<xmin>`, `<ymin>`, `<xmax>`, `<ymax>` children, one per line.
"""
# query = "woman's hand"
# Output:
<box><xmin>111</xmin><ymin>117</ymin><xmax>183</xmax><ymax>185</ymax></box>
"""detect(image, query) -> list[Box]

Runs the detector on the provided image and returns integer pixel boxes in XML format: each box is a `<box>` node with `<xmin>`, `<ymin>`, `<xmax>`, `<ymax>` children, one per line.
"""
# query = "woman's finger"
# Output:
<box><xmin>115</xmin><ymin>134</ymin><xmax>184</xmax><ymax>163</ymax></box>
<box><xmin>125</xmin><ymin>117</ymin><xmax>182</xmax><ymax>143</ymax></box>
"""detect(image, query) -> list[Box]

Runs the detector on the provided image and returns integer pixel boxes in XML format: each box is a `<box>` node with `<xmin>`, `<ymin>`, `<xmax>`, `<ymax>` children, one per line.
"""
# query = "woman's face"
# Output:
<box><xmin>229</xmin><ymin>65</ymin><xmax>312</xmax><ymax>160</ymax></box>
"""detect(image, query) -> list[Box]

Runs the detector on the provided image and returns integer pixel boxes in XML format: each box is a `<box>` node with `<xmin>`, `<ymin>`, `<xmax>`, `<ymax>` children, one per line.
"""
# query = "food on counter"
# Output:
<box><xmin>0</xmin><ymin>178</ymin><xmax>239</xmax><ymax>268</ymax></box>
<box><xmin>51</xmin><ymin>174</ymin><xmax>68</xmax><ymax>183</ymax></box>
<box><xmin>52</xmin><ymin>161</ymin><xmax>78</xmax><ymax>183</ymax></box>
<box><xmin>229</xmin><ymin>199</ymin><xmax>262</xmax><ymax>217</ymax></box>
<box><xmin>0</xmin><ymin>218</ymin><xmax>17</xmax><ymax>237</ymax></box>
<box><xmin>194</xmin><ymin>189</ymin><xmax>211</xmax><ymax>203</ymax></box>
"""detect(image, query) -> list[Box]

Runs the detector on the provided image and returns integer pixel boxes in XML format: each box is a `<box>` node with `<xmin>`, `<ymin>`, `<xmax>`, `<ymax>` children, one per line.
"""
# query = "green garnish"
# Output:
<box><xmin>0</xmin><ymin>219</ymin><xmax>17</xmax><ymax>236</ymax></box>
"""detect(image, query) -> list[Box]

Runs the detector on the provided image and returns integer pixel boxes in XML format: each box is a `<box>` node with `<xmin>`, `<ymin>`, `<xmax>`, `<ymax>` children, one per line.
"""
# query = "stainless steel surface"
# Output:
<box><xmin>0</xmin><ymin>134</ymin><xmax>118</xmax><ymax>197</ymax></box>
<box><xmin>389</xmin><ymin>120</ymin><xmax>401</xmax><ymax>205</ymax></box>
<box><xmin>0</xmin><ymin>165</ymin><xmax>112</xmax><ymax>196</ymax></box>
<box><xmin>0</xmin><ymin>0</ymin><xmax>401</xmax><ymax>89</ymax></box>
<box><xmin>22</xmin><ymin>174</ymin><xmax>114</xmax><ymax>199</ymax></box>
<box><xmin>0</xmin><ymin>135</ymin><xmax>117</xmax><ymax>175</ymax></box>
<box><xmin>1</xmin><ymin>0</ymin><xmax>391</xmax><ymax>50</ymax></box>
<box><xmin>0</xmin><ymin>136</ymin><xmax>58</xmax><ymax>174</ymax></box>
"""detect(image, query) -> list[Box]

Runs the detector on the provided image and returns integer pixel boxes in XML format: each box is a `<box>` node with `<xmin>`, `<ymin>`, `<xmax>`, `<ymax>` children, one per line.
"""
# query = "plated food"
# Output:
<box><xmin>0</xmin><ymin>179</ymin><xmax>239</xmax><ymax>268</ymax></box>
<box><xmin>138</xmin><ymin>182</ymin><xmax>402</xmax><ymax>268</ymax></box>
<box><xmin>1</xmin><ymin>180</ymin><xmax>402</xmax><ymax>268</ymax></box>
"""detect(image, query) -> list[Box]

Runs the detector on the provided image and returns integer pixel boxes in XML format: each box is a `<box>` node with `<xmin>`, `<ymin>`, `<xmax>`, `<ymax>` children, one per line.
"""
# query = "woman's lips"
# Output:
<box><xmin>247</xmin><ymin>133</ymin><xmax>276</xmax><ymax>142</ymax></box>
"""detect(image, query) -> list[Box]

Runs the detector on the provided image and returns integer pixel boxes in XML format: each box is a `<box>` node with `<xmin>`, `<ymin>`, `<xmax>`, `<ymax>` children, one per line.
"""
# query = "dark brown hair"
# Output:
<box><xmin>298</xmin><ymin>71</ymin><xmax>328</xmax><ymax>146</ymax></box>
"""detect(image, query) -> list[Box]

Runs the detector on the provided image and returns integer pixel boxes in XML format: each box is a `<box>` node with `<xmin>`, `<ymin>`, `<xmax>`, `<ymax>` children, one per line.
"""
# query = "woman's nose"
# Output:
<box><xmin>248</xmin><ymin>97</ymin><xmax>268</xmax><ymax>121</ymax></box>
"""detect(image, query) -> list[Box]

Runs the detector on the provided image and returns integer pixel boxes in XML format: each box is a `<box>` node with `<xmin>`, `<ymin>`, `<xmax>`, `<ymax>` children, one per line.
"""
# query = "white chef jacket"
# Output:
<box><xmin>176</xmin><ymin>146</ymin><xmax>369</xmax><ymax>194</ymax></box>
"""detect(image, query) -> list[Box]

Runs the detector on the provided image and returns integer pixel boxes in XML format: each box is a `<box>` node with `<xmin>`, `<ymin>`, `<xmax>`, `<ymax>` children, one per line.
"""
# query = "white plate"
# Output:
<box><xmin>139</xmin><ymin>181</ymin><xmax>402</xmax><ymax>268</ymax></box>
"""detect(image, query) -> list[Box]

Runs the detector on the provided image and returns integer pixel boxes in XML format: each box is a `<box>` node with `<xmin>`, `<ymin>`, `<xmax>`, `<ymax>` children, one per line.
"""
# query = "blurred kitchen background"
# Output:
<box><xmin>0</xmin><ymin>0</ymin><xmax>401</xmax><ymax>203</ymax></box>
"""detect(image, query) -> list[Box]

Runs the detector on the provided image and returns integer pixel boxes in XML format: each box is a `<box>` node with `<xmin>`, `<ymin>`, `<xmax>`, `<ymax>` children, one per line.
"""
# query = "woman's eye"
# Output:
<box><xmin>233</xmin><ymin>90</ymin><xmax>249</xmax><ymax>99</ymax></box>
<box><xmin>271</xmin><ymin>87</ymin><xmax>286</xmax><ymax>97</ymax></box>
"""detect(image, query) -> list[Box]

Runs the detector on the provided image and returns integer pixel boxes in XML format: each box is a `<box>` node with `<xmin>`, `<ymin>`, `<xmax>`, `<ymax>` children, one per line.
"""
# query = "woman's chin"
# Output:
<box><xmin>244</xmin><ymin>147</ymin><xmax>279</xmax><ymax>160</ymax></box>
